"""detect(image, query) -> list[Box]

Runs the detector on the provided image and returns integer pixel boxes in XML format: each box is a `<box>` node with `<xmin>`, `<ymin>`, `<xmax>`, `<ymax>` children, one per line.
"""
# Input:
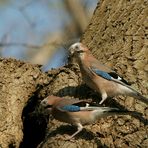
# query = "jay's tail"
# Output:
<box><xmin>130</xmin><ymin>89</ymin><xmax>148</xmax><ymax>105</ymax></box>
<box><xmin>124</xmin><ymin>85</ymin><xmax>148</xmax><ymax>105</ymax></box>
<box><xmin>92</xmin><ymin>107</ymin><xmax>134</xmax><ymax>120</ymax></box>
<box><xmin>97</xmin><ymin>107</ymin><xmax>132</xmax><ymax>116</ymax></box>
<box><xmin>81</xmin><ymin>106</ymin><xmax>132</xmax><ymax>118</ymax></box>
<box><xmin>114</xmin><ymin>79</ymin><xmax>148</xmax><ymax>105</ymax></box>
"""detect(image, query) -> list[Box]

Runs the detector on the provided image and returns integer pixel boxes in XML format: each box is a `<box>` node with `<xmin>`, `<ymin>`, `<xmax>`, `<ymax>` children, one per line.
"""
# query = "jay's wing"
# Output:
<box><xmin>80</xmin><ymin>106</ymin><xmax>133</xmax><ymax>117</ymax></box>
<box><xmin>88</xmin><ymin>56</ymin><xmax>130</xmax><ymax>85</ymax></box>
<box><xmin>89</xmin><ymin>56</ymin><xmax>114</xmax><ymax>73</ymax></box>
<box><xmin>80</xmin><ymin>106</ymin><xmax>117</xmax><ymax>111</ymax></box>
<box><xmin>57</xmin><ymin>104</ymin><xmax>132</xmax><ymax>117</ymax></box>
<box><xmin>58</xmin><ymin>105</ymin><xmax>118</xmax><ymax>113</ymax></box>
<box><xmin>59</xmin><ymin>105</ymin><xmax>117</xmax><ymax>112</ymax></box>
<box><xmin>56</xmin><ymin>98</ymin><xmax>92</xmax><ymax>112</ymax></box>
<box><xmin>90</xmin><ymin>67</ymin><xmax>130</xmax><ymax>85</ymax></box>
<box><xmin>60</xmin><ymin>105</ymin><xmax>81</xmax><ymax>112</ymax></box>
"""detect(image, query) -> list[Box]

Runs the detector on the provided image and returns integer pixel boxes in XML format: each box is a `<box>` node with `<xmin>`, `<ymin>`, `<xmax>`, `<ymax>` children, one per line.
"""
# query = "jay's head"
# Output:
<box><xmin>40</xmin><ymin>95</ymin><xmax>61</xmax><ymax>109</ymax></box>
<box><xmin>68</xmin><ymin>42</ymin><xmax>89</xmax><ymax>57</ymax></box>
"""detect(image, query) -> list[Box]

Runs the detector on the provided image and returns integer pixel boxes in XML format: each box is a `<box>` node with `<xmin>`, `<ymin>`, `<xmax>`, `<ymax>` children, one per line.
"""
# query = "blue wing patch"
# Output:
<box><xmin>91</xmin><ymin>68</ymin><xmax>112</xmax><ymax>80</ymax></box>
<box><xmin>91</xmin><ymin>68</ymin><xmax>130</xmax><ymax>85</ymax></box>
<box><xmin>61</xmin><ymin>105</ymin><xmax>80</xmax><ymax>112</ymax></box>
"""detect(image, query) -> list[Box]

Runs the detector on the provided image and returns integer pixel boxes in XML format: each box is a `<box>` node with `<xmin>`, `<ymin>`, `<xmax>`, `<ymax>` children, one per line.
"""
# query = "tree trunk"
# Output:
<box><xmin>0</xmin><ymin>0</ymin><xmax>147</xmax><ymax>148</ymax></box>
<box><xmin>39</xmin><ymin>0</ymin><xmax>148</xmax><ymax>147</ymax></box>
<box><xmin>0</xmin><ymin>58</ymin><xmax>49</xmax><ymax>148</ymax></box>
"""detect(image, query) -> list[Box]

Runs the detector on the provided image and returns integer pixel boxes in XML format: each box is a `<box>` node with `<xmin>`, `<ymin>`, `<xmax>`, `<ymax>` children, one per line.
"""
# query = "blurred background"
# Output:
<box><xmin>0</xmin><ymin>0</ymin><xmax>98</xmax><ymax>71</ymax></box>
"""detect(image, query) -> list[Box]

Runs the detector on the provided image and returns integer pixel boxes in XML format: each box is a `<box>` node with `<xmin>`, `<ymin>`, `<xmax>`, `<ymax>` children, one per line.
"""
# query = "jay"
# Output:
<box><xmin>41</xmin><ymin>95</ymin><xmax>132</xmax><ymax>140</ymax></box>
<box><xmin>69</xmin><ymin>42</ymin><xmax>148</xmax><ymax>105</ymax></box>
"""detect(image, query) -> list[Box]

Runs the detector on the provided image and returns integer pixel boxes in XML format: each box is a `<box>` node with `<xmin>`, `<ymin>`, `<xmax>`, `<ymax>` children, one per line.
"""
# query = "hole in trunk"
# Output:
<box><xmin>20</xmin><ymin>95</ymin><xmax>48</xmax><ymax>148</ymax></box>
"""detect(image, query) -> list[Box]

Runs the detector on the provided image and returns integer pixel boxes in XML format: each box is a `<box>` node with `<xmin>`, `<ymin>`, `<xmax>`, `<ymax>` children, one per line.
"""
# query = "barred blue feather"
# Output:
<box><xmin>61</xmin><ymin>105</ymin><xmax>80</xmax><ymax>112</ymax></box>
<box><xmin>91</xmin><ymin>68</ymin><xmax>130</xmax><ymax>85</ymax></box>
<box><xmin>91</xmin><ymin>68</ymin><xmax>112</xmax><ymax>80</ymax></box>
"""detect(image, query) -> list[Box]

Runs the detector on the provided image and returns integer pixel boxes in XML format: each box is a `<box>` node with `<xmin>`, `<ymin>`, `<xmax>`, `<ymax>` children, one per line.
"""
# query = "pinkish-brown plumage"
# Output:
<box><xmin>41</xmin><ymin>96</ymin><xmax>132</xmax><ymax>140</ymax></box>
<box><xmin>69</xmin><ymin>42</ymin><xmax>148</xmax><ymax>105</ymax></box>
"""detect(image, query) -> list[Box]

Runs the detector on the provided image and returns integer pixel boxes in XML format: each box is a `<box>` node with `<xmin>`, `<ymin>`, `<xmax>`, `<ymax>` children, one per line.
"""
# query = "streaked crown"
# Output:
<box><xmin>68</xmin><ymin>42</ymin><xmax>88</xmax><ymax>55</ymax></box>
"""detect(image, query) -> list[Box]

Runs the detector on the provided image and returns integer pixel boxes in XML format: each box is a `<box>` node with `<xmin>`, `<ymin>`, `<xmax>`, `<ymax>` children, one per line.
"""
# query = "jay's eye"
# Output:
<box><xmin>45</xmin><ymin>105</ymin><xmax>52</xmax><ymax>109</ymax></box>
<box><xmin>77</xmin><ymin>50</ymin><xmax>84</xmax><ymax>53</ymax></box>
<box><xmin>75</xmin><ymin>45</ymin><xmax>79</xmax><ymax>49</ymax></box>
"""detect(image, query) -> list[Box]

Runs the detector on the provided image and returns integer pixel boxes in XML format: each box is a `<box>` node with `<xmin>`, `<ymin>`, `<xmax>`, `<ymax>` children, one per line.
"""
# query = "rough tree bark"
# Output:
<box><xmin>38</xmin><ymin>0</ymin><xmax>148</xmax><ymax>147</ymax></box>
<box><xmin>0</xmin><ymin>0</ymin><xmax>147</xmax><ymax>148</ymax></box>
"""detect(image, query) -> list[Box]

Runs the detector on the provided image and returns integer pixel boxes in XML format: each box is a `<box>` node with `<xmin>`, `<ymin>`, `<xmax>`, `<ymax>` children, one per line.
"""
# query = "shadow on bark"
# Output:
<box><xmin>20</xmin><ymin>90</ymin><xmax>49</xmax><ymax>148</ymax></box>
<box><xmin>38</xmin><ymin>124</ymin><xmax>108</xmax><ymax>148</ymax></box>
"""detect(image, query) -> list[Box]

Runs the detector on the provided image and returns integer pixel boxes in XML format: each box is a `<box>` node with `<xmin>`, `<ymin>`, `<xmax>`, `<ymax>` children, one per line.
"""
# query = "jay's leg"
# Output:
<box><xmin>67</xmin><ymin>123</ymin><xmax>83</xmax><ymax>140</ymax></box>
<box><xmin>99</xmin><ymin>91</ymin><xmax>107</xmax><ymax>104</ymax></box>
